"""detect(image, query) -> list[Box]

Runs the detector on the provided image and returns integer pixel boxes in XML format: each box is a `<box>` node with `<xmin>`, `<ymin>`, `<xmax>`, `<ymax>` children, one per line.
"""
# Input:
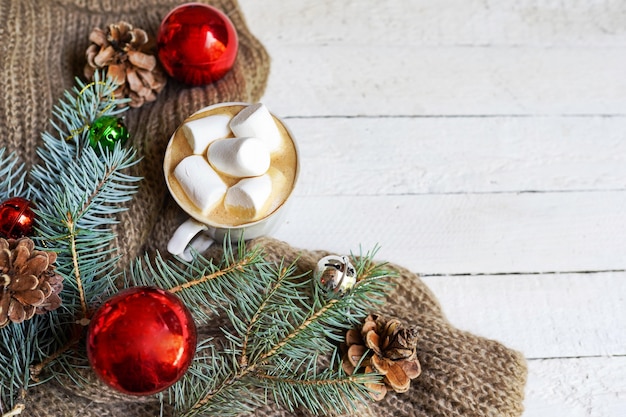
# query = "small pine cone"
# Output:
<box><xmin>342</xmin><ymin>314</ymin><xmax>421</xmax><ymax>401</ymax></box>
<box><xmin>84</xmin><ymin>21</ymin><xmax>167</xmax><ymax>108</ymax></box>
<box><xmin>0</xmin><ymin>238</ymin><xmax>64</xmax><ymax>327</ymax></box>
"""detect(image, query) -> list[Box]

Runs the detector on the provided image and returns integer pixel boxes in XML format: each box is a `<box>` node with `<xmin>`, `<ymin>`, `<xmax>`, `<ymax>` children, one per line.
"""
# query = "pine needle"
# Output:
<box><xmin>1</xmin><ymin>72</ymin><xmax>396</xmax><ymax>417</ymax></box>
<box><xmin>134</xmin><ymin>242</ymin><xmax>395</xmax><ymax>417</ymax></box>
<box><xmin>0</xmin><ymin>72</ymin><xmax>139</xmax><ymax>410</ymax></box>
<box><xmin>0</xmin><ymin>150</ymin><xmax>27</xmax><ymax>200</ymax></box>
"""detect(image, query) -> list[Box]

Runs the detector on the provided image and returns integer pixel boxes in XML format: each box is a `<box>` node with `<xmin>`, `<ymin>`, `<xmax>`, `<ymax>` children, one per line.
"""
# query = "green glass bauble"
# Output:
<box><xmin>88</xmin><ymin>116</ymin><xmax>129</xmax><ymax>152</ymax></box>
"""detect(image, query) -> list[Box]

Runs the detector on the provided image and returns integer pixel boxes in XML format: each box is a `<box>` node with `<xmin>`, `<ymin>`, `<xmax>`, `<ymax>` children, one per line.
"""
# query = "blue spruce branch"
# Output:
<box><xmin>0</xmin><ymin>150</ymin><xmax>27</xmax><ymax>200</ymax></box>
<box><xmin>131</xmin><ymin>245</ymin><xmax>392</xmax><ymax>417</ymax></box>
<box><xmin>0</xmin><ymin>72</ymin><xmax>140</xmax><ymax>413</ymax></box>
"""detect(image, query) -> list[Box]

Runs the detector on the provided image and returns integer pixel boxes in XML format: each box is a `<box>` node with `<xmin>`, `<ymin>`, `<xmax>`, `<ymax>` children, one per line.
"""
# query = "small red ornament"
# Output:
<box><xmin>0</xmin><ymin>197</ymin><xmax>35</xmax><ymax>239</ymax></box>
<box><xmin>157</xmin><ymin>3</ymin><xmax>239</xmax><ymax>85</ymax></box>
<box><xmin>87</xmin><ymin>286</ymin><xmax>197</xmax><ymax>395</ymax></box>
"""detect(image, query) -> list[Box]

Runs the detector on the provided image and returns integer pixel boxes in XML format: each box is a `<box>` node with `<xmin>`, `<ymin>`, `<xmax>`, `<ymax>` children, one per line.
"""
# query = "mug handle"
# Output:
<box><xmin>167</xmin><ymin>218</ymin><xmax>215</xmax><ymax>262</ymax></box>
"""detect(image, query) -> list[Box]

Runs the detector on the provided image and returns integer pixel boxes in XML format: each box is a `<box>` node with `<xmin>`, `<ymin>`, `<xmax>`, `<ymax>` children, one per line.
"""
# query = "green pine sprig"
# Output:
<box><xmin>0</xmin><ymin>151</ymin><xmax>33</xmax><ymax>416</ymax></box>
<box><xmin>0</xmin><ymin>314</ymin><xmax>36</xmax><ymax>416</ymax></box>
<box><xmin>0</xmin><ymin>150</ymin><xmax>27</xmax><ymax>200</ymax></box>
<box><xmin>0</xmin><ymin>71</ymin><xmax>396</xmax><ymax>417</ymax></box>
<box><xmin>27</xmin><ymin>72</ymin><xmax>140</xmax><ymax>385</ymax></box>
<box><xmin>0</xmin><ymin>71</ymin><xmax>140</xmax><ymax>414</ymax></box>
<box><xmin>130</xmin><ymin>244</ymin><xmax>392</xmax><ymax>416</ymax></box>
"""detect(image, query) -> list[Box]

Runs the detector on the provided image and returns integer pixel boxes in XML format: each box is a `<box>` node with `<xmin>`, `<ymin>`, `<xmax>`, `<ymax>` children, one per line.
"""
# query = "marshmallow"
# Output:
<box><xmin>264</xmin><ymin>167</ymin><xmax>289</xmax><ymax>213</ymax></box>
<box><xmin>224</xmin><ymin>174</ymin><xmax>272</xmax><ymax>220</ymax></box>
<box><xmin>230</xmin><ymin>103</ymin><xmax>282</xmax><ymax>152</ymax></box>
<box><xmin>208</xmin><ymin>137</ymin><xmax>270</xmax><ymax>178</ymax></box>
<box><xmin>174</xmin><ymin>155</ymin><xmax>227</xmax><ymax>213</ymax></box>
<box><xmin>182</xmin><ymin>114</ymin><xmax>232</xmax><ymax>154</ymax></box>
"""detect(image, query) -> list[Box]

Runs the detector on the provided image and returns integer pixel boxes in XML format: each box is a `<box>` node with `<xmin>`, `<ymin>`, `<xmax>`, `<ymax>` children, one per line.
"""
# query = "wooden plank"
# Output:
<box><xmin>235</xmin><ymin>3</ymin><xmax>626</xmax><ymax>416</ymax></box>
<box><xmin>525</xmin><ymin>356</ymin><xmax>626</xmax><ymax>417</ymax></box>
<box><xmin>239</xmin><ymin>0</ymin><xmax>626</xmax><ymax>47</ymax></box>
<box><xmin>260</xmin><ymin>46</ymin><xmax>626</xmax><ymax>117</ymax></box>
<box><xmin>273</xmin><ymin>191</ymin><xmax>626</xmax><ymax>275</ymax></box>
<box><xmin>287</xmin><ymin>116</ymin><xmax>626</xmax><ymax>195</ymax></box>
<box><xmin>421</xmin><ymin>272</ymin><xmax>626</xmax><ymax>359</ymax></box>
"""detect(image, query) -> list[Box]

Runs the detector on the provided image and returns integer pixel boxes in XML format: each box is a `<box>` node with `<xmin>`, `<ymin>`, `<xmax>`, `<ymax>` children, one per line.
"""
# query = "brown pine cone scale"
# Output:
<box><xmin>84</xmin><ymin>21</ymin><xmax>166</xmax><ymax>108</ymax></box>
<box><xmin>0</xmin><ymin>238</ymin><xmax>63</xmax><ymax>327</ymax></box>
<box><xmin>342</xmin><ymin>314</ymin><xmax>421</xmax><ymax>400</ymax></box>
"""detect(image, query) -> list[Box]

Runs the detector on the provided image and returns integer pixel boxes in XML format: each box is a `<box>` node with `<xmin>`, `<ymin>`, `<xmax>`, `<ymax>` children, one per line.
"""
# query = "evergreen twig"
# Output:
<box><xmin>0</xmin><ymin>72</ymin><xmax>140</xmax><ymax>411</ymax></box>
<box><xmin>1</xmin><ymin>71</ymin><xmax>395</xmax><ymax>417</ymax></box>
<box><xmin>27</xmin><ymin>73</ymin><xmax>140</xmax><ymax>384</ymax></box>
<box><xmin>65</xmin><ymin>212</ymin><xmax>89</xmax><ymax>319</ymax></box>
<box><xmin>0</xmin><ymin>150</ymin><xmax>27</xmax><ymax>200</ymax></box>
<box><xmin>168</xmin><ymin>252</ymin><xmax>257</xmax><ymax>295</ymax></box>
<box><xmin>131</xmin><ymin>245</ymin><xmax>393</xmax><ymax>416</ymax></box>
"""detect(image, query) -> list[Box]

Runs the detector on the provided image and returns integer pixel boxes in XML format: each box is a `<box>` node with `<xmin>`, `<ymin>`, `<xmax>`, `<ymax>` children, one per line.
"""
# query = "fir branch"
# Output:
<box><xmin>164</xmin><ymin>244</ymin><xmax>393</xmax><ymax>417</ymax></box>
<box><xmin>29</xmin><ymin>73</ymin><xmax>140</xmax><ymax>309</ymax></box>
<box><xmin>0</xmin><ymin>72</ymin><xmax>140</xmax><ymax>409</ymax></box>
<box><xmin>172</xmin><ymin>348</ymin><xmax>262</xmax><ymax>417</ymax></box>
<box><xmin>48</xmin><ymin>72</ymin><xmax>128</xmax><ymax>144</ymax></box>
<box><xmin>168</xmin><ymin>252</ymin><xmax>257</xmax><ymax>294</ymax></box>
<box><xmin>130</xmin><ymin>241</ymin><xmax>267</xmax><ymax>324</ymax></box>
<box><xmin>31</xmin><ymin>132</ymin><xmax>140</xmax><ymax>312</ymax></box>
<box><xmin>239</xmin><ymin>264</ymin><xmax>293</xmax><ymax>369</ymax></box>
<box><xmin>257</xmin><ymin>297</ymin><xmax>339</xmax><ymax>364</ymax></box>
<box><xmin>256</xmin><ymin>367</ymin><xmax>381</xmax><ymax>415</ymax></box>
<box><xmin>0</xmin><ymin>317</ymin><xmax>51</xmax><ymax>414</ymax></box>
<box><xmin>29</xmin><ymin>334</ymin><xmax>80</xmax><ymax>382</ymax></box>
<box><xmin>0</xmin><ymin>149</ymin><xmax>27</xmax><ymax>200</ymax></box>
<box><xmin>65</xmin><ymin>212</ymin><xmax>88</xmax><ymax>319</ymax></box>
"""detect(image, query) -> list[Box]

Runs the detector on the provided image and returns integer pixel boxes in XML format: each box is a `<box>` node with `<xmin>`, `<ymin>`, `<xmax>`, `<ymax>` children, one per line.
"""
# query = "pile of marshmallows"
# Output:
<box><xmin>174</xmin><ymin>103</ymin><xmax>284</xmax><ymax>222</ymax></box>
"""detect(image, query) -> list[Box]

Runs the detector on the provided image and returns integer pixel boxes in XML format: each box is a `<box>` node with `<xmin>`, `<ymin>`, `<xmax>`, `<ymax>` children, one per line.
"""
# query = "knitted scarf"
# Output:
<box><xmin>0</xmin><ymin>1</ymin><xmax>527</xmax><ymax>415</ymax></box>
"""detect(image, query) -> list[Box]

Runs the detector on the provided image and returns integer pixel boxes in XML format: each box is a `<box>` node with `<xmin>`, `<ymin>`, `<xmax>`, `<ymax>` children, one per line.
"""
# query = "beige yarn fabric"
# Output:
<box><xmin>246</xmin><ymin>239</ymin><xmax>528</xmax><ymax>417</ymax></box>
<box><xmin>23</xmin><ymin>238</ymin><xmax>528</xmax><ymax>417</ymax></box>
<box><xmin>0</xmin><ymin>0</ymin><xmax>527</xmax><ymax>416</ymax></box>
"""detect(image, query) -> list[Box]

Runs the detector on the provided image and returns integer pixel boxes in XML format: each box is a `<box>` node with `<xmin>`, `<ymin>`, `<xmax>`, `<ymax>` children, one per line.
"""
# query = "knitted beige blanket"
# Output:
<box><xmin>0</xmin><ymin>1</ymin><xmax>527</xmax><ymax>416</ymax></box>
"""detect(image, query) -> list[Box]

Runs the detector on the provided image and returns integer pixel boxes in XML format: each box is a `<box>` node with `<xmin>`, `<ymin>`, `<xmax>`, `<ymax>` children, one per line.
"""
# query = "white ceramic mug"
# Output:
<box><xmin>164</xmin><ymin>102</ymin><xmax>299</xmax><ymax>261</ymax></box>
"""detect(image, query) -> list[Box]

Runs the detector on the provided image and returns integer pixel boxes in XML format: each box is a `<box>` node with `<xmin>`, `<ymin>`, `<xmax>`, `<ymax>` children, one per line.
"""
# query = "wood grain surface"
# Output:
<box><xmin>237</xmin><ymin>0</ymin><xmax>626</xmax><ymax>415</ymax></box>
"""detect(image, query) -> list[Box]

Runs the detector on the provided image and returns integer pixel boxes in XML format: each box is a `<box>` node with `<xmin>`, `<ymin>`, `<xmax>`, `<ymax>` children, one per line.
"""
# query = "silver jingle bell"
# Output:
<box><xmin>315</xmin><ymin>255</ymin><xmax>357</xmax><ymax>293</ymax></box>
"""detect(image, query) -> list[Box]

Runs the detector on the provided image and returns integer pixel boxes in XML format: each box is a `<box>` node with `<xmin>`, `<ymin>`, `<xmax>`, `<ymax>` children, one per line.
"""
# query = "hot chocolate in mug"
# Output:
<box><xmin>164</xmin><ymin>102</ymin><xmax>299</xmax><ymax>260</ymax></box>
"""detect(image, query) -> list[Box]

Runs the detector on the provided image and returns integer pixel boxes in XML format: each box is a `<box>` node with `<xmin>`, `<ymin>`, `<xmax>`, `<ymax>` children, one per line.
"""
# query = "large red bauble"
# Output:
<box><xmin>87</xmin><ymin>286</ymin><xmax>197</xmax><ymax>396</ymax></box>
<box><xmin>157</xmin><ymin>3</ymin><xmax>239</xmax><ymax>85</ymax></box>
<box><xmin>0</xmin><ymin>197</ymin><xmax>35</xmax><ymax>239</ymax></box>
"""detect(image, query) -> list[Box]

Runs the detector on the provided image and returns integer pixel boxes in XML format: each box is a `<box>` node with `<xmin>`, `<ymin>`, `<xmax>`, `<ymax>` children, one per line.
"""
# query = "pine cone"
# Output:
<box><xmin>343</xmin><ymin>314</ymin><xmax>421</xmax><ymax>401</ymax></box>
<box><xmin>0</xmin><ymin>238</ymin><xmax>63</xmax><ymax>327</ymax></box>
<box><xmin>84</xmin><ymin>21</ymin><xmax>167</xmax><ymax>108</ymax></box>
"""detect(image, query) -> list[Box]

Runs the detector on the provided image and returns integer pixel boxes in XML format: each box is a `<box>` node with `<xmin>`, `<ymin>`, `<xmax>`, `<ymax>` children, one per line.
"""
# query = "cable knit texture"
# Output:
<box><xmin>0</xmin><ymin>1</ymin><xmax>527</xmax><ymax>416</ymax></box>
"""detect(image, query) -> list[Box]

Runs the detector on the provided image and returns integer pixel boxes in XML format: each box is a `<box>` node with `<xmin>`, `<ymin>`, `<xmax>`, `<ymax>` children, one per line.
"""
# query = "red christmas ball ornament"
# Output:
<box><xmin>0</xmin><ymin>197</ymin><xmax>36</xmax><ymax>239</ymax></box>
<box><xmin>157</xmin><ymin>3</ymin><xmax>239</xmax><ymax>85</ymax></box>
<box><xmin>87</xmin><ymin>286</ymin><xmax>197</xmax><ymax>395</ymax></box>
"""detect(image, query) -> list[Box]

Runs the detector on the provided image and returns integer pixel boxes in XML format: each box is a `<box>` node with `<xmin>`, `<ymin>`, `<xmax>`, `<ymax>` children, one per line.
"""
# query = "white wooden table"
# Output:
<box><xmin>238</xmin><ymin>1</ymin><xmax>626</xmax><ymax>415</ymax></box>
